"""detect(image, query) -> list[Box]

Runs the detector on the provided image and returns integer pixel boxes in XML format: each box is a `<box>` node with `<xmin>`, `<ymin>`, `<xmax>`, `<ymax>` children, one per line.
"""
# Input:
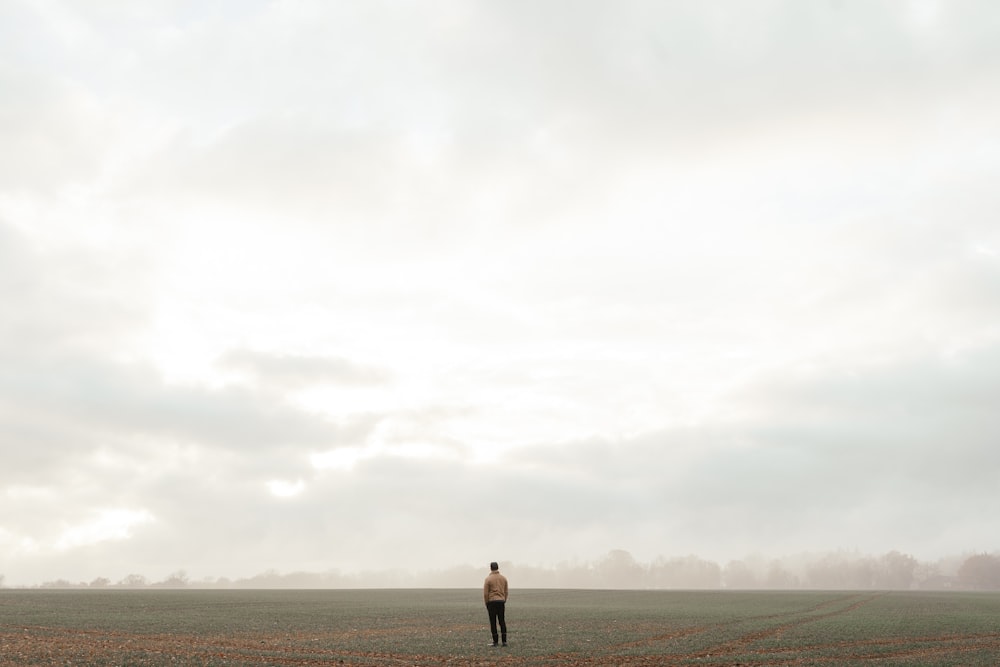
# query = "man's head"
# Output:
<box><xmin>490</xmin><ymin>562</ymin><xmax>499</xmax><ymax>572</ymax></box>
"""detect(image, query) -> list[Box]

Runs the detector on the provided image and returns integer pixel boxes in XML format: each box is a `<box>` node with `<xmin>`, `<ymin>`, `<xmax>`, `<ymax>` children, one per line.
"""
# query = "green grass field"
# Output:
<box><xmin>2</xmin><ymin>588</ymin><xmax>999</xmax><ymax>665</ymax></box>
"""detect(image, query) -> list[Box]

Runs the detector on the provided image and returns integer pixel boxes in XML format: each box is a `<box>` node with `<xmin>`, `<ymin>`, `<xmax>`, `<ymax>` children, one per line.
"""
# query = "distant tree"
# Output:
<box><xmin>958</xmin><ymin>554</ymin><xmax>1000</xmax><ymax>590</ymax></box>
<box><xmin>649</xmin><ymin>555</ymin><xmax>721</xmax><ymax>589</ymax></box>
<box><xmin>89</xmin><ymin>577</ymin><xmax>111</xmax><ymax>588</ymax></box>
<box><xmin>118</xmin><ymin>573</ymin><xmax>148</xmax><ymax>588</ymax></box>
<box><xmin>239</xmin><ymin>569</ymin><xmax>285</xmax><ymax>588</ymax></box>
<box><xmin>805</xmin><ymin>552</ymin><xmax>879</xmax><ymax>589</ymax></box>
<box><xmin>764</xmin><ymin>560</ymin><xmax>798</xmax><ymax>589</ymax></box>
<box><xmin>155</xmin><ymin>570</ymin><xmax>189</xmax><ymax>588</ymax></box>
<box><xmin>281</xmin><ymin>571</ymin><xmax>326</xmax><ymax>588</ymax></box>
<box><xmin>806</xmin><ymin>553</ymin><xmax>847</xmax><ymax>588</ymax></box>
<box><xmin>876</xmin><ymin>551</ymin><xmax>918</xmax><ymax>589</ymax></box>
<box><xmin>596</xmin><ymin>550</ymin><xmax>646</xmax><ymax>588</ymax></box>
<box><xmin>851</xmin><ymin>557</ymin><xmax>877</xmax><ymax>589</ymax></box>
<box><xmin>912</xmin><ymin>560</ymin><xmax>941</xmax><ymax>588</ymax></box>
<box><xmin>723</xmin><ymin>560</ymin><xmax>758</xmax><ymax>589</ymax></box>
<box><xmin>549</xmin><ymin>559</ymin><xmax>598</xmax><ymax>588</ymax></box>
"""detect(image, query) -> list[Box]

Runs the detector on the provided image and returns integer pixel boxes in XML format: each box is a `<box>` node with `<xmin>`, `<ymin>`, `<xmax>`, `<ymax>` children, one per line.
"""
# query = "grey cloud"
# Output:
<box><xmin>0</xmin><ymin>223</ymin><xmax>35</xmax><ymax>304</ymax></box>
<box><xmin>470</xmin><ymin>1</ymin><xmax>1000</xmax><ymax>140</ymax></box>
<box><xmin>477</xmin><ymin>341</ymin><xmax>1000</xmax><ymax>558</ymax></box>
<box><xmin>743</xmin><ymin>344</ymin><xmax>1000</xmax><ymax>432</ymax></box>
<box><xmin>0</xmin><ymin>351</ymin><xmax>385</xmax><ymax>580</ymax></box>
<box><xmin>1</xmin><ymin>356</ymin><xmax>370</xmax><ymax>472</ymax></box>
<box><xmin>7</xmin><ymin>335</ymin><xmax>1000</xmax><ymax>581</ymax></box>
<box><xmin>1</xmin><ymin>217</ymin><xmax>382</xmax><ymax>578</ymax></box>
<box><xmin>43</xmin><ymin>0</ymin><xmax>995</xmax><ymax>278</ymax></box>
<box><xmin>268</xmin><ymin>455</ymin><xmax>645</xmax><ymax>573</ymax></box>
<box><xmin>104</xmin><ymin>3</ymin><xmax>997</xmax><ymax>199</ymax></box>
<box><xmin>0</xmin><ymin>221</ymin><xmax>149</xmax><ymax>358</ymax></box>
<box><xmin>0</xmin><ymin>64</ymin><xmax>116</xmax><ymax>195</ymax></box>
<box><xmin>95</xmin><ymin>449</ymin><xmax>656</xmax><ymax>579</ymax></box>
<box><xmin>697</xmin><ymin>344</ymin><xmax>1000</xmax><ymax>547</ymax></box>
<box><xmin>0</xmin><ymin>220</ymin><xmax>364</xmax><ymax>463</ymax></box>
<box><xmin>126</xmin><ymin>117</ymin><xmax>401</xmax><ymax>213</ymax></box>
<box><xmin>0</xmin><ymin>240</ymin><xmax>375</xmax><ymax>527</ymax></box>
<box><xmin>11</xmin><ymin>2</ymin><xmax>1000</xmax><ymax>144</ymax></box>
<box><xmin>218</xmin><ymin>349</ymin><xmax>390</xmax><ymax>389</ymax></box>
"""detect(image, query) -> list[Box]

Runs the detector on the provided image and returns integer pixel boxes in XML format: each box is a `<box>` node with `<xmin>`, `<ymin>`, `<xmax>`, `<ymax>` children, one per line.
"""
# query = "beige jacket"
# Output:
<box><xmin>483</xmin><ymin>570</ymin><xmax>508</xmax><ymax>605</ymax></box>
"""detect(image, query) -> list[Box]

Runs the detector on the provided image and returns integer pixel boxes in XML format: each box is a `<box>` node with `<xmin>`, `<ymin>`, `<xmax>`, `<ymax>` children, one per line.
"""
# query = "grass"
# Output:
<box><xmin>1</xmin><ymin>588</ymin><xmax>999</xmax><ymax>665</ymax></box>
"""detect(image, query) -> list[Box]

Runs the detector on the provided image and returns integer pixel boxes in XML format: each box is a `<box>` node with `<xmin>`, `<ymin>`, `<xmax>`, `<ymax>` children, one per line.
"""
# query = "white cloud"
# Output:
<box><xmin>266</xmin><ymin>479</ymin><xmax>305</xmax><ymax>499</ymax></box>
<box><xmin>310</xmin><ymin>447</ymin><xmax>368</xmax><ymax>472</ymax></box>
<box><xmin>218</xmin><ymin>349</ymin><xmax>390</xmax><ymax>389</ymax></box>
<box><xmin>55</xmin><ymin>508</ymin><xmax>155</xmax><ymax>551</ymax></box>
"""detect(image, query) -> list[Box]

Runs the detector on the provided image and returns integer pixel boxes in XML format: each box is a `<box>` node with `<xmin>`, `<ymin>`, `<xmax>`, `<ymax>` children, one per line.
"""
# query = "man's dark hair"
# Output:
<box><xmin>490</xmin><ymin>562</ymin><xmax>499</xmax><ymax>571</ymax></box>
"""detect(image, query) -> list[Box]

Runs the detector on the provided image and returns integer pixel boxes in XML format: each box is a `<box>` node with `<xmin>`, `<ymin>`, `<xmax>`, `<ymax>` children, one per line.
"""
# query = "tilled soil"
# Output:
<box><xmin>5</xmin><ymin>591</ymin><xmax>1000</xmax><ymax>666</ymax></box>
<box><xmin>4</xmin><ymin>623</ymin><xmax>1000</xmax><ymax>666</ymax></box>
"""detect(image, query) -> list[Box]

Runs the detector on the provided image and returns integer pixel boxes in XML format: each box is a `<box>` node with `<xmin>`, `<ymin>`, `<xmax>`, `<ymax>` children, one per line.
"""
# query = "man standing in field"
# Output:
<box><xmin>483</xmin><ymin>561</ymin><xmax>508</xmax><ymax>647</ymax></box>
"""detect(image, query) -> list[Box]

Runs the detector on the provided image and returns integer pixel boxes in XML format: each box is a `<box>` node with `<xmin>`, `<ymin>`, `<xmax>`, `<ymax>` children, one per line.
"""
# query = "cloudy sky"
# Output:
<box><xmin>2</xmin><ymin>0</ymin><xmax>999</xmax><ymax>586</ymax></box>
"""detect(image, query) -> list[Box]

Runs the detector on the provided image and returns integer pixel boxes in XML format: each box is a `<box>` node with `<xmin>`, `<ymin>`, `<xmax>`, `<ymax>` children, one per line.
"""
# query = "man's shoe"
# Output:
<box><xmin>502</xmin><ymin>642</ymin><xmax>508</xmax><ymax>647</ymax></box>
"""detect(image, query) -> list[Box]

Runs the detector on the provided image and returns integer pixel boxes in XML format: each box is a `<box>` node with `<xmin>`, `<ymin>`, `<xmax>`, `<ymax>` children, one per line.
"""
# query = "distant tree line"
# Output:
<box><xmin>14</xmin><ymin>551</ymin><xmax>1000</xmax><ymax>591</ymax></box>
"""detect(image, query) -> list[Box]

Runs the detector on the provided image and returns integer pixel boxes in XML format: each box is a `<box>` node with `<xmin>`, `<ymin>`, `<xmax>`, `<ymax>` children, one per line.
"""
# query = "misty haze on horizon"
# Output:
<box><xmin>19</xmin><ymin>549</ymin><xmax>1000</xmax><ymax>592</ymax></box>
<box><xmin>2</xmin><ymin>1</ymin><xmax>1000</xmax><ymax>589</ymax></box>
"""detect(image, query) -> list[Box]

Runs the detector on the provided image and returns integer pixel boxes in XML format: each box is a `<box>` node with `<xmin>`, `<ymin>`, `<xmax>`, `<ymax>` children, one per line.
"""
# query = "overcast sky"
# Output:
<box><xmin>2</xmin><ymin>0</ymin><xmax>999</xmax><ymax>587</ymax></box>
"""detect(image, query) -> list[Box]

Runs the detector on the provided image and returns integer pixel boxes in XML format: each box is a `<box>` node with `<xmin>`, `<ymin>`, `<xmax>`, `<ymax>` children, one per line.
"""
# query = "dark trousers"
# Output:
<box><xmin>486</xmin><ymin>600</ymin><xmax>507</xmax><ymax>644</ymax></box>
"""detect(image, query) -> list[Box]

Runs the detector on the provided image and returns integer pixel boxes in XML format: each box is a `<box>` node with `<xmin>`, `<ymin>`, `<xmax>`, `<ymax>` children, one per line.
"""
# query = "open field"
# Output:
<box><xmin>2</xmin><ymin>589</ymin><xmax>999</xmax><ymax>666</ymax></box>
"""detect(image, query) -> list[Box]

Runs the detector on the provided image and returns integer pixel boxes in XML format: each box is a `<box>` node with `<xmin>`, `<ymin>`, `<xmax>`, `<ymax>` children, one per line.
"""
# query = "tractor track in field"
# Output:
<box><xmin>604</xmin><ymin>593</ymin><xmax>880</xmax><ymax>654</ymax></box>
<box><xmin>599</xmin><ymin>593</ymin><xmax>1000</xmax><ymax>666</ymax></box>
<box><xmin>694</xmin><ymin>592</ymin><xmax>884</xmax><ymax>653</ymax></box>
